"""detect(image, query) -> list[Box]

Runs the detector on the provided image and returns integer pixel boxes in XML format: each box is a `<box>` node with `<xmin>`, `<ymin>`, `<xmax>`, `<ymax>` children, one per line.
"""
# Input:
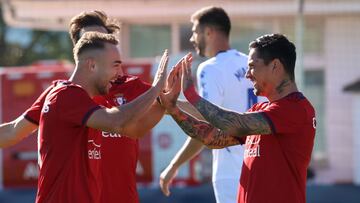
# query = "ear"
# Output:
<box><xmin>203</xmin><ymin>26</ymin><xmax>212</xmax><ymax>37</ymax></box>
<box><xmin>271</xmin><ymin>59</ymin><xmax>281</xmax><ymax>71</ymax></box>
<box><xmin>86</xmin><ymin>58</ymin><xmax>96</xmax><ymax>72</ymax></box>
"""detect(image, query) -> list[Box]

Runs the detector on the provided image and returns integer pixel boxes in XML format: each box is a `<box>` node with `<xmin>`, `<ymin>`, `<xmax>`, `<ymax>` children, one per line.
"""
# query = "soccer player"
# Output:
<box><xmin>0</xmin><ymin>32</ymin><xmax>169</xmax><ymax>203</ymax></box>
<box><xmin>0</xmin><ymin>10</ymin><xmax>167</xmax><ymax>203</ymax></box>
<box><xmin>69</xmin><ymin>11</ymin><xmax>167</xmax><ymax>203</ymax></box>
<box><xmin>159</xmin><ymin>6</ymin><xmax>260</xmax><ymax>203</ymax></box>
<box><xmin>161</xmin><ymin>34</ymin><xmax>316</xmax><ymax>203</ymax></box>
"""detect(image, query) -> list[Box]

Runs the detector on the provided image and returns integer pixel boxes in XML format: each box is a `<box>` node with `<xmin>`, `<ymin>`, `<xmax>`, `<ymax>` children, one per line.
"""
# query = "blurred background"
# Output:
<box><xmin>0</xmin><ymin>0</ymin><xmax>360</xmax><ymax>202</ymax></box>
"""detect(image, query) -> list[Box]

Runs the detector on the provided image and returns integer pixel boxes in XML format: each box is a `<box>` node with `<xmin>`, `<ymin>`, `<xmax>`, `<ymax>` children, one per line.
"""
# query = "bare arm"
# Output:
<box><xmin>187</xmin><ymin>96</ymin><xmax>272</xmax><ymax>137</ymax></box>
<box><xmin>168</xmin><ymin>106</ymin><xmax>242</xmax><ymax>149</ymax></box>
<box><xmin>159</xmin><ymin>53</ymin><xmax>242</xmax><ymax>148</ymax></box>
<box><xmin>160</xmin><ymin>137</ymin><xmax>203</xmax><ymax>196</ymax></box>
<box><xmin>181</xmin><ymin>54</ymin><xmax>272</xmax><ymax>137</ymax></box>
<box><xmin>123</xmin><ymin>100</ymin><xmax>165</xmax><ymax>138</ymax></box>
<box><xmin>176</xmin><ymin>99</ymin><xmax>205</xmax><ymax>120</ymax></box>
<box><xmin>0</xmin><ymin>116</ymin><xmax>38</xmax><ymax>148</ymax></box>
<box><xmin>87</xmin><ymin>50</ymin><xmax>168</xmax><ymax>136</ymax></box>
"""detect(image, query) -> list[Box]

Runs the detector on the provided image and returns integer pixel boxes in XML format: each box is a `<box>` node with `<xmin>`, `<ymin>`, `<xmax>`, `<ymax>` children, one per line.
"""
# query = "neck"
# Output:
<box><xmin>69</xmin><ymin>66</ymin><xmax>96</xmax><ymax>97</ymax></box>
<box><xmin>267</xmin><ymin>79</ymin><xmax>298</xmax><ymax>102</ymax></box>
<box><xmin>206</xmin><ymin>36</ymin><xmax>230</xmax><ymax>58</ymax></box>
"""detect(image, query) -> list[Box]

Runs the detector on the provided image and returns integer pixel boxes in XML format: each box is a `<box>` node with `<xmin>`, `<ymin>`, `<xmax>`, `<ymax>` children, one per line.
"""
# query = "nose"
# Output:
<box><xmin>189</xmin><ymin>34</ymin><xmax>195</xmax><ymax>44</ymax></box>
<box><xmin>117</xmin><ymin>65</ymin><xmax>124</xmax><ymax>77</ymax></box>
<box><xmin>245</xmin><ymin>68</ymin><xmax>251</xmax><ymax>79</ymax></box>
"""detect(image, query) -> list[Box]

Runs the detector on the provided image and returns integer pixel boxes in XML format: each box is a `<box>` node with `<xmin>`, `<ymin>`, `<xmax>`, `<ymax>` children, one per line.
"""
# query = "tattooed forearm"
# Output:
<box><xmin>193</xmin><ymin>98</ymin><xmax>272</xmax><ymax>137</ymax></box>
<box><xmin>170</xmin><ymin>107</ymin><xmax>242</xmax><ymax>148</ymax></box>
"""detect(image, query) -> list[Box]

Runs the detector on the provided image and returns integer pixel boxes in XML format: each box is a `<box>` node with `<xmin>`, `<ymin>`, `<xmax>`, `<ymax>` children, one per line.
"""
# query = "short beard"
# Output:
<box><xmin>254</xmin><ymin>88</ymin><xmax>261</xmax><ymax>96</ymax></box>
<box><xmin>197</xmin><ymin>38</ymin><xmax>206</xmax><ymax>57</ymax></box>
<box><xmin>97</xmin><ymin>85</ymin><xmax>109</xmax><ymax>96</ymax></box>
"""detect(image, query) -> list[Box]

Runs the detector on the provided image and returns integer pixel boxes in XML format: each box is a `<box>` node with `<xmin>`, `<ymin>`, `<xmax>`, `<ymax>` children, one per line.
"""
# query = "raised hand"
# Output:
<box><xmin>160</xmin><ymin>53</ymin><xmax>190</xmax><ymax>112</ymax></box>
<box><xmin>152</xmin><ymin>50</ymin><xmax>169</xmax><ymax>91</ymax></box>
<box><xmin>160</xmin><ymin>66</ymin><xmax>181</xmax><ymax>111</ymax></box>
<box><xmin>181</xmin><ymin>53</ymin><xmax>194</xmax><ymax>92</ymax></box>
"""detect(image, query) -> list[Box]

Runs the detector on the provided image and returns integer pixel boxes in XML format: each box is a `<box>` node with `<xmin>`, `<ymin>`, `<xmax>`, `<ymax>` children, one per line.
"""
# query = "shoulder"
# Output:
<box><xmin>265</xmin><ymin>92</ymin><xmax>314</xmax><ymax>119</ymax></box>
<box><xmin>196</xmin><ymin>62</ymin><xmax>222</xmax><ymax>81</ymax></box>
<box><xmin>51</xmin><ymin>81</ymin><xmax>89</xmax><ymax>99</ymax></box>
<box><xmin>234</xmin><ymin>50</ymin><xmax>248</xmax><ymax>60</ymax></box>
<box><xmin>248</xmin><ymin>101</ymin><xmax>269</xmax><ymax>112</ymax></box>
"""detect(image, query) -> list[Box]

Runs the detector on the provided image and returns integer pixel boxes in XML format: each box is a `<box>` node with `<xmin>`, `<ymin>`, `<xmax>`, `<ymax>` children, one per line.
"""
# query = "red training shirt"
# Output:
<box><xmin>93</xmin><ymin>75</ymin><xmax>151</xmax><ymax>203</ymax></box>
<box><xmin>238</xmin><ymin>92</ymin><xmax>316</xmax><ymax>203</ymax></box>
<box><xmin>25</xmin><ymin>81</ymin><xmax>102</xmax><ymax>203</ymax></box>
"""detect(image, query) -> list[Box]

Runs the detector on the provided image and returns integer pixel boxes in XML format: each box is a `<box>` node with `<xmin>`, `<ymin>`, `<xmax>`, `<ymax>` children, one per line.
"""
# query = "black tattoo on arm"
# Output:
<box><xmin>170</xmin><ymin>107</ymin><xmax>242</xmax><ymax>148</ymax></box>
<box><xmin>193</xmin><ymin>98</ymin><xmax>272</xmax><ymax>137</ymax></box>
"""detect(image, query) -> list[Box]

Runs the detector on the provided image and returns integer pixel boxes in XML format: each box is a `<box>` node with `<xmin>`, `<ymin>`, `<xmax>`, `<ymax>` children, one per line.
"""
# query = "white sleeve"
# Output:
<box><xmin>196</xmin><ymin>64</ymin><xmax>224</xmax><ymax>106</ymax></box>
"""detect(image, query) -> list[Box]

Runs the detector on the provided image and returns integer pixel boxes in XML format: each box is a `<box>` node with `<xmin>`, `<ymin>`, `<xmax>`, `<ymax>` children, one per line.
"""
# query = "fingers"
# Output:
<box><xmin>165</xmin><ymin>67</ymin><xmax>178</xmax><ymax>91</ymax></box>
<box><xmin>153</xmin><ymin>50</ymin><xmax>169</xmax><ymax>86</ymax></box>
<box><xmin>159</xmin><ymin>50</ymin><xmax>169</xmax><ymax>74</ymax></box>
<box><xmin>174</xmin><ymin>52</ymin><xmax>191</xmax><ymax>69</ymax></box>
<box><xmin>159</xmin><ymin>178</ymin><xmax>170</xmax><ymax>196</ymax></box>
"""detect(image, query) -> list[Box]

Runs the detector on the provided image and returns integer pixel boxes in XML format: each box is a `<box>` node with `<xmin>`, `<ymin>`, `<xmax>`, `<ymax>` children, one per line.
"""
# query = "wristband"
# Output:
<box><xmin>184</xmin><ymin>84</ymin><xmax>201</xmax><ymax>105</ymax></box>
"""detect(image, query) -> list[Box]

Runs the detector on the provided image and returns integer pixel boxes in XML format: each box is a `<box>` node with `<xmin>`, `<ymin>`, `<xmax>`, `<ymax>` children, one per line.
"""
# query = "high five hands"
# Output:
<box><xmin>160</xmin><ymin>52</ymin><xmax>194</xmax><ymax>113</ymax></box>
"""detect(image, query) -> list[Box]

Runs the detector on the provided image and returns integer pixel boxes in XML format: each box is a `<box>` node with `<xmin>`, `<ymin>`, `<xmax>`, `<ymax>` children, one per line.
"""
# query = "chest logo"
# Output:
<box><xmin>114</xmin><ymin>96</ymin><xmax>126</xmax><ymax>106</ymax></box>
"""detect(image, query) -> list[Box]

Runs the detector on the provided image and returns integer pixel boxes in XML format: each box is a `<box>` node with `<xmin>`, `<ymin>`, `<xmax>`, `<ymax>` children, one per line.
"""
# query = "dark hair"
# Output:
<box><xmin>69</xmin><ymin>10</ymin><xmax>120</xmax><ymax>45</ymax></box>
<box><xmin>249</xmin><ymin>34</ymin><xmax>296</xmax><ymax>81</ymax></box>
<box><xmin>73</xmin><ymin>32</ymin><xmax>119</xmax><ymax>61</ymax></box>
<box><xmin>191</xmin><ymin>6</ymin><xmax>231</xmax><ymax>37</ymax></box>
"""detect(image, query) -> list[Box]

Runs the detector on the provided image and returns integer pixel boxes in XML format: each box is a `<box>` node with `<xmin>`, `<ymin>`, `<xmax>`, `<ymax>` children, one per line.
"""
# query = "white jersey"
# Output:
<box><xmin>196</xmin><ymin>49</ymin><xmax>258</xmax><ymax>182</ymax></box>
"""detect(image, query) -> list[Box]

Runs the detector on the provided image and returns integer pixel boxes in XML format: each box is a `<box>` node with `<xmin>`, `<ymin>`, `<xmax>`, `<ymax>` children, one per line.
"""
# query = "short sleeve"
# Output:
<box><xmin>57</xmin><ymin>86</ymin><xmax>101</xmax><ymax>126</ymax></box>
<box><xmin>260</xmin><ymin>101</ymin><xmax>306</xmax><ymax>135</ymax></box>
<box><xmin>196</xmin><ymin>64</ymin><xmax>224</xmax><ymax>105</ymax></box>
<box><xmin>23</xmin><ymin>82</ymin><xmax>57</xmax><ymax>125</ymax></box>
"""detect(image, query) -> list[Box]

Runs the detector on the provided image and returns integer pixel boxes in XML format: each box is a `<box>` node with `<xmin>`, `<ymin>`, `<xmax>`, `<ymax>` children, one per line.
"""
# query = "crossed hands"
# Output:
<box><xmin>160</xmin><ymin>52</ymin><xmax>194</xmax><ymax>113</ymax></box>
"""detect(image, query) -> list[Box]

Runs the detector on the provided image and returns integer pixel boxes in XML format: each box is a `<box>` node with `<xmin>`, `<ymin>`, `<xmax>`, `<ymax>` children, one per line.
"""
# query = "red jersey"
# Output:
<box><xmin>238</xmin><ymin>92</ymin><xmax>316</xmax><ymax>203</ymax></box>
<box><xmin>25</xmin><ymin>81</ymin><xmax>102</xmax><ymax>203</ymax></box>
<box><xmin>93</xmin><ymin>75</ymin><xmax>151</xmax><ymax>203</ymax></box>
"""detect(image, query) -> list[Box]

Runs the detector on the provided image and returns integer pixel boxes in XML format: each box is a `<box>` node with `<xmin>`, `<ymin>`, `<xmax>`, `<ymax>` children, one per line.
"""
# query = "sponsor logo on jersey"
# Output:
<box><xmin>113</xmin><ymin>93</ymin><xmax>126</xmax><ymax>106</ymax></box>
<box><xmin>42</xmin><ymin>101</ymin><xmax>50</xmax><ymax>113</ymax></box>
<box><xmin>244</xmin><ymin>145</ymin><xmax>260</xmax><ymax>158</ymax></box>
<box><xmin>102</xmin><ymin>131</ymin><xmax>122</xmax><ymax>138</ymax></box>
<box><xmin>88</xmin><ymin>139</ymin><xmax>101</xmax><ymax>160</ymax></box>
<box><xmin>115</xmin><ymin>96</ymin><xmax>126</xmax><ymax>106</ymax></box>
<box><xmin>244</xmin><ymin>136</ymin><xmax>261</xmax><ymax>158</ymax></box>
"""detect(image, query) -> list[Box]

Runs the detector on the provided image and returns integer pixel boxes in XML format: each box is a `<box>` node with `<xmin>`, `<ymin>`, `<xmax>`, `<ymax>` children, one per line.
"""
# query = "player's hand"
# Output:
<box><xmin>181</xmin><ymin>53</ymin><xmax>194</xmax><ymax>93</ymax></box>
<box><xmin>152</xmin><ymin>50</ymin><xmax>169</xmax><ymax>92</ymax></box>
<box><xmin>159</xmin><ymin>165</ymin><xmax>178</xmax><ymax>196</ymax></box>
<box><xmin>160</xmin><ymin>54</ymin><xmax>188</xmax><ymax>113</ymax></box>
